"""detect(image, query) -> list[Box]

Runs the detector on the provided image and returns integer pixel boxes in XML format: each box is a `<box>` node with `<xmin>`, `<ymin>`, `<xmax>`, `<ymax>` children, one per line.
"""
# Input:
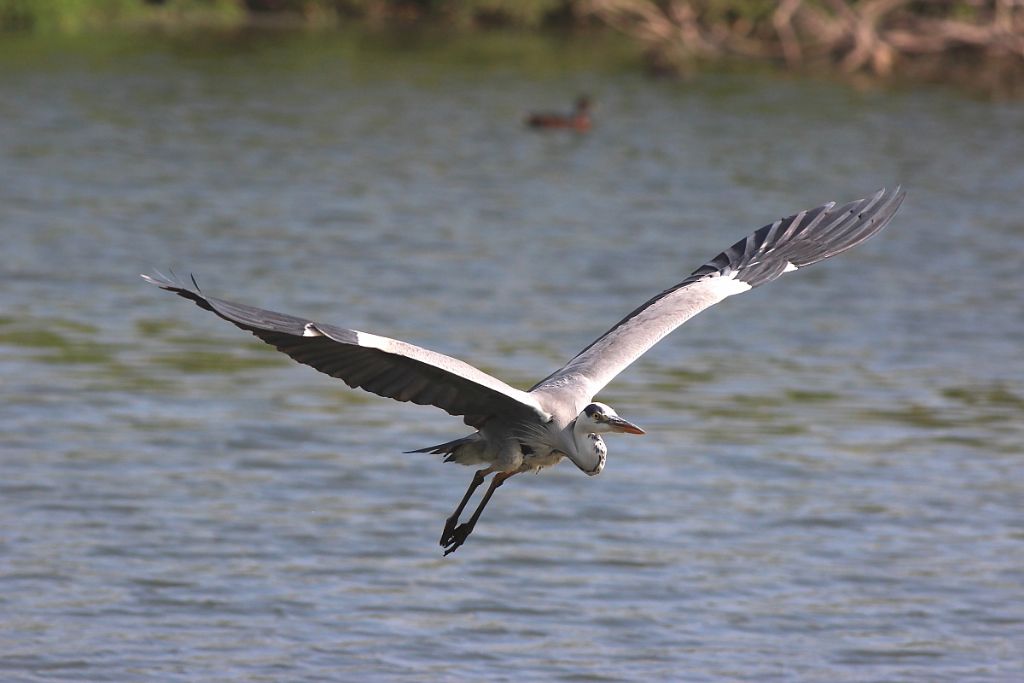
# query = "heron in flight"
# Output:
<box><xmin>143</xmin><ymin>187</ymin><xmax>904</xmax><ymax>555</ymax></box>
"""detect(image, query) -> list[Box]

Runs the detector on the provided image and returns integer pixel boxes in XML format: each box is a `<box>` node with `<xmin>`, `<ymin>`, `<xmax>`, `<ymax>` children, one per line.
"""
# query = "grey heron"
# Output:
<box><xmin>143</xmin><ymin>187</ymin><xmax>904</xmax><ymax>555</ymax></box>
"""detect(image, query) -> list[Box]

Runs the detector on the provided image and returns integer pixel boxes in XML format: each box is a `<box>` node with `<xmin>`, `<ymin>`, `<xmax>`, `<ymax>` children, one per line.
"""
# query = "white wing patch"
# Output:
<box><xmin>303</xmin><ymin>323</ymin><xmax>324</xmax><ymax>337</ymax></box>
<box><xmin>783</xmin><ymin>261</ymin><xmax>799</xmax><ymax>273</ymax></box>
<box><xmin>704</xmin><ymin>271</ymin><xmax>754</xmax><ymax>297</ymax></box>
<box><xmin>354</xmin><ymin>330</ymin><xmax>393</xmax><ymax>350</ymax></box>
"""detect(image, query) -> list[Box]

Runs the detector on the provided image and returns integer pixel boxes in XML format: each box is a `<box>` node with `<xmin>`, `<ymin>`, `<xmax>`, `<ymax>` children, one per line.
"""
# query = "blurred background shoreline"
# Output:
<box><xmin>3</xmin><ymin>0</ymin><xmax>1024</xmax><ymax>97</ymax></box>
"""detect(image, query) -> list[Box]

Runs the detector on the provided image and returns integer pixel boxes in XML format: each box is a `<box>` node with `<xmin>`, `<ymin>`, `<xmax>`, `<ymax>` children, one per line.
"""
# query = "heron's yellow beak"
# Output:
<box><xmin>607</xmin><ymin>416</ymin><xmax>645</xmax><ymax>435</ymax></box>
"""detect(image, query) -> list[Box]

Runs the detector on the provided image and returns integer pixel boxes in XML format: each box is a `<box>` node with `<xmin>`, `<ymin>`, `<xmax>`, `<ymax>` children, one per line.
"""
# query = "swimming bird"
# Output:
<box><xmin>143</xmin><ymin>187</ymin><xmax>904</xmax><ymax>555</ymax></box>
<box><xmin>525</xmin><ymin>96</ymin><xmax>592</xmax><ymax>131</ymax></box>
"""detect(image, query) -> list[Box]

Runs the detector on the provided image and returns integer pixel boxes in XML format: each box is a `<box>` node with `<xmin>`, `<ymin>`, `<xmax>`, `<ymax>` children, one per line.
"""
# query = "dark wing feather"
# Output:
<box><xmin>142</xmin><ymin>272</ymin><xmax>547</xmax><ymax>429</ymax></box>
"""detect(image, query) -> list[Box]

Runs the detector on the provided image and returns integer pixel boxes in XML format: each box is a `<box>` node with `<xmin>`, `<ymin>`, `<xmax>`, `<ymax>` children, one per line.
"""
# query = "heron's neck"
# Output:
<box><xmin>566</xmin><ymin>420</ymin><xmax>606</xmax><ymax>476</ymax></box>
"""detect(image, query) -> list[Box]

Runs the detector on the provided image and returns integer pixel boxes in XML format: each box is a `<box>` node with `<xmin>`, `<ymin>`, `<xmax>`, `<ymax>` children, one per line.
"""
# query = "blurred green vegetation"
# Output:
<box><xmin>0</xmin><ymin>0</ymin><xmax>575</xmax><ymax>32</ymax></box>
<box><xmin>0</xmin><ymin>0</ymin><xmax>245</xmax><ymax>32</ymax></box>
<box><xmin>1</xmin><ymin>0</ymin><xmax>1021</xmax><ymax>90</ymax></box>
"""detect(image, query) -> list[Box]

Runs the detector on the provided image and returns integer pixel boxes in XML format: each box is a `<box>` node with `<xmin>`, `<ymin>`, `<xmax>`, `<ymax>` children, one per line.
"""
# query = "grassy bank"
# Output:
<box><xmin>0</xmin><ymin>0</ymin><xmax>247</xmax><ymax>32</ymax></box>
<box><xmin>3</xmin><ymin>0</ymin><xmax>1023</xmax><ymax>94</ymax></box>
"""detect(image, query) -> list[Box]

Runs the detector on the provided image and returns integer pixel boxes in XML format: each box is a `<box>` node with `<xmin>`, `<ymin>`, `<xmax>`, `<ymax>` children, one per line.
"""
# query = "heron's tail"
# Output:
<box><xmin>405</xmin><ymin>435</ymin><xmax>478</xmax><ymax>462</ymax></box>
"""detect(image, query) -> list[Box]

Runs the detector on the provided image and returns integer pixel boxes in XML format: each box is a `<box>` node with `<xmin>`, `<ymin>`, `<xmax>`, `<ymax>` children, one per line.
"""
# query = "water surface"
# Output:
<box><xmin>1</xmin><ymin>31</ymin><xmax>1023</xmax><ymax>682</ymax></box>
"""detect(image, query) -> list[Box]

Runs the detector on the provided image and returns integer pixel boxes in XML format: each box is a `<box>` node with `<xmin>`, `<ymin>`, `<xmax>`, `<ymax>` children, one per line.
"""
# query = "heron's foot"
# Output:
<box><xmin>442</xmin><ymin>522</ymin><xmax>475</xmax><ymax>556</ymax></box>
<box><xmin>439</xmin><ymin>515</ymin><xmax>459</xmax><ymax>547</ymax></box>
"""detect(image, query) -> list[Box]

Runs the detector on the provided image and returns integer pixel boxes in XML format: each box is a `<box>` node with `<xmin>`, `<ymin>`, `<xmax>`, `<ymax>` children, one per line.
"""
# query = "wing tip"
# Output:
<box><xmin>888</xmin><ymin>184</ymin><xmax>907</xmax><ymax>209</ymax></box>
<box><xmin>141</xmin><ymin>269</ymin><xmax>204</xmax><ymax>294</ymax></box>
<box><xmin>862</xmin><ymin>184</ymin><xmax>907</xmax><ymax>230</ymax></box>
<box><xmin>140</xmin><ymin>269</ymin><xmax>172</xmax><ymax>288</ymax></box>
<box><xmin>870</xmin><ymin>184</ymin><xmax>906</xmax><ymax>212</ymax></box>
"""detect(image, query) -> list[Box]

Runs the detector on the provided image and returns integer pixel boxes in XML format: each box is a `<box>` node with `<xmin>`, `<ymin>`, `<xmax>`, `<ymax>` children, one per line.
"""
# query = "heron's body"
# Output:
<box><xmin>144</xmin><ymin>187</ymin><xmax>905</xmax><ymax>555</ymax></box>
<box><xmin>414</xmin><ymin>399</ymin><xmax>618</xmax><ymax>474</ymax></box>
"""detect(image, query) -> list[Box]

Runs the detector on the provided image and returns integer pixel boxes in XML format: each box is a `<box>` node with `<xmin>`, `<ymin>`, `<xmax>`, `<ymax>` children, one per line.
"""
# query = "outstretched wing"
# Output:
<box><xmin>142</xmin><ymin>272</ymin><xmax>548</xmax><ymax>429</ymax></box>
<box><xmin>530</xmin><ymin>187</ymin><xmax>905</xmax><ymax>409</ymax></box>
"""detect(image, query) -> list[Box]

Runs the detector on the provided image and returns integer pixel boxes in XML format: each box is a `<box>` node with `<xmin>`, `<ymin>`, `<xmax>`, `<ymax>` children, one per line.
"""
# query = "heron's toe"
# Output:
<box><xmin>442</xmin><ymin>523</ymin><xmax>473</xmax><ymax>556</ymax></box>
<box><xmin>439</xmin><ymin>517</ymin><xmax>459</xmax><ymax>547</ymax></box>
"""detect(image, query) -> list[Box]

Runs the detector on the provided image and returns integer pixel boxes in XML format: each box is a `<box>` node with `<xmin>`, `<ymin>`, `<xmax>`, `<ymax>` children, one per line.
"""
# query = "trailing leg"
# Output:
<box><xmin>440</xmin><ymin>467</ymin><xmax>492</xmax><ymax>547</ymax></box>
<box><xmin>442</xmin><ymin>470</ymin><xmax>517</xmax><ymax>556</ymax></box>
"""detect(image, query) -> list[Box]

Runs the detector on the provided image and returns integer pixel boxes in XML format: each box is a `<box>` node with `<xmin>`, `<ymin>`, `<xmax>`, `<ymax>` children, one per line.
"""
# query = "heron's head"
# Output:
<box><xmin>566</xmin><ymin>403</ymin><xmax>643</xmax><ymax>476</ymax></box>
<box><xmin>578</xmin><ymin>402</ymin><xmax>645</xmax><ymax>436</ymax></box>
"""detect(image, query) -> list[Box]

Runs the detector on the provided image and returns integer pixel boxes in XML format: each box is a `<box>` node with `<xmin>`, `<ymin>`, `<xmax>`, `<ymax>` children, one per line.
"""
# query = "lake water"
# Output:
<box><xmin>1</xmin><ymin>30</ymin><xmax>1022</xmax><ymax>682</ymax></box>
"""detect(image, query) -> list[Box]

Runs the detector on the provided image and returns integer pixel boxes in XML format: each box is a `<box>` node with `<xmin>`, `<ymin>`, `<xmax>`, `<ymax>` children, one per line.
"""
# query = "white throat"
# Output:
<box><xmin>566</xmin><ymin>418</ymin><xmax>607</xmax><ymax>476</ymax></box>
